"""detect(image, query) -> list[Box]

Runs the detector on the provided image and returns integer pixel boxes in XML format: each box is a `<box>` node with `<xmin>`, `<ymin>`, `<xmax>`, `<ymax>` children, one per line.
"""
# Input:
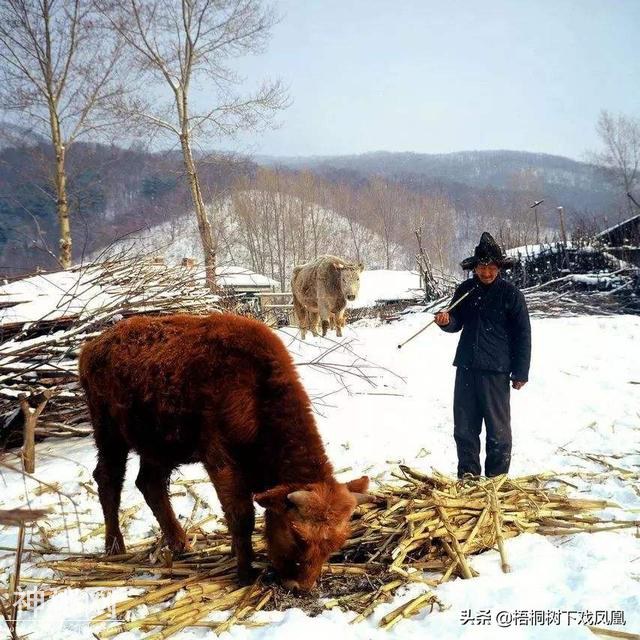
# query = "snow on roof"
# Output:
<box><xmin>596</xmin><ymin>213</ymin><xmax>640</xmax><ymax>239</ymax></box>
<box><xmin>506</xmin><ymin>242</ymin><xmax>573</xmax><ymax>258</ymax></box>
<box><xmin>505</xmin><ymin>241</ymin><xmax>600</xmax><ymax>261</ymax></box>
<box><xmin>215</xmin><ymin>266</ymin><xmax>278</xmax><ymax>289</ymax></box>
<box><xmin>0</xmin><ymin>267</ymin><xmax>111</xmax><ymax>326</ymax></box>
<box><xmin>0</xmin><ymin>263</ymin><xmax>278</xmax><ymax>326</ymax></box>
<box><xmin>350</xmin><ymin>270</ymin><xmax>424</xmax><ymax>308</ymax></box>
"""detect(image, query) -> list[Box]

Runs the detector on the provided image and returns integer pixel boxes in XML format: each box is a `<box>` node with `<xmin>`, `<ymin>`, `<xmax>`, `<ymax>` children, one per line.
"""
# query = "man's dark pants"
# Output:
<box><xmin>453</xmin><ymin>367</ymin><xmax>512</xmax><ymax>478</ymax></box>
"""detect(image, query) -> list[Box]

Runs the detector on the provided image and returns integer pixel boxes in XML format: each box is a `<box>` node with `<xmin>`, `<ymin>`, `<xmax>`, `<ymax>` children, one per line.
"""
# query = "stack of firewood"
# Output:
<box><xmin>0</xmin><ymin>258</ymin><xmax>222</xmax><ymax>448</ymax></box>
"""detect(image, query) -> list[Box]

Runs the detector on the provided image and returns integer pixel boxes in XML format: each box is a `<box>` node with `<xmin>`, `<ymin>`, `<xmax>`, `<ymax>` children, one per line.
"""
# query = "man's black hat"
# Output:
<box><xmin>460</xmin><ymin>232</ymin><xmax>516</xmax><ymax>270</ymax></box>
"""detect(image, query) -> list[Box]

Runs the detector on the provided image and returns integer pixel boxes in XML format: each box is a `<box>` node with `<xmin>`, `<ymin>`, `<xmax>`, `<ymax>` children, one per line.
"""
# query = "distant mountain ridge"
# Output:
<box><xmin>257</xmin><ymin>149</ymin><xmax>615</xmax><ymax>212</ymax></box>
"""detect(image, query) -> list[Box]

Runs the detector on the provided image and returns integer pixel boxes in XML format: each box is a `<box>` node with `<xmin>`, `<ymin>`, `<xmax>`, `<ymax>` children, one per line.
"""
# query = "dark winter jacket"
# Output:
<box><xmin>439</xmin><ymin>275</ymin><xmax>531</xmax><ymax>381</ymax></box>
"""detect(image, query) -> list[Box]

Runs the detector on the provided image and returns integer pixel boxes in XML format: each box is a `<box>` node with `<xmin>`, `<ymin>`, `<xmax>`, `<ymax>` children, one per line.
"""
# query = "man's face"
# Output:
<box><xmin>474</xmin><ymin>262</ymin><xmax>499</xmax><ymax>285</ymax></box>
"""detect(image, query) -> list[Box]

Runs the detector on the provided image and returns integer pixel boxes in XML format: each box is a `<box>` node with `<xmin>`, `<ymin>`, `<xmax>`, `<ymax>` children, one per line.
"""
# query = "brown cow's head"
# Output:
<box><xmin>333</xmin><ymin>261</ymin><xmax>364</xmax><ymax>302</ymax></box>
<box><xmin>254</xmin><ymin>476</ymin><xmax>371</xmax><ymax>591</ymax></box>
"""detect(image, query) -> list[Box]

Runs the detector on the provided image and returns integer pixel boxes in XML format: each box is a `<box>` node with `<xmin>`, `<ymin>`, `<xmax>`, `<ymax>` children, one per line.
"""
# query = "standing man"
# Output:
<box><xmin>435</xmin><ymin>232</ymin><xmax>531</xmax><ymax>478</ymax></box>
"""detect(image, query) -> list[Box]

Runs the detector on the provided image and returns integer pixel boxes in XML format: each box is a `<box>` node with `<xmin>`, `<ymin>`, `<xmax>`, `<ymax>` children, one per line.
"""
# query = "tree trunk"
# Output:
<box><xmin>180</xmin><ymin>132</ymin><xmax>216</xmax><ymax>290</ymax></box>
<box><xmin>48</xmin><ymin>108</ymin><xmax>71</xmax><ymax>268</ymax></box>
<box><xmin>55</xmin><ymin>143</ymin><xmax>72</xmax><ymax>268</ymax></box>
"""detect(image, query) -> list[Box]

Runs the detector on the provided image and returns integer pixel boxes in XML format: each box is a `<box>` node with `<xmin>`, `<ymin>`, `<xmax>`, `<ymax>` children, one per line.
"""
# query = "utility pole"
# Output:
<box><xmin>557</xmin><ymin>206</ymin><xmax>567</xmax><ymax>245</ymax></box>
<box><xmin>530</xmin><ymin>200</ymin><xmax>544</xmax><ymax>244</ymax></box>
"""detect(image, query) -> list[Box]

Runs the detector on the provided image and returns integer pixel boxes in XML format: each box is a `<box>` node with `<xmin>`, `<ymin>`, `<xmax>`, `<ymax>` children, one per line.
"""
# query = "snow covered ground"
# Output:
<box><xmin>0</xmin><ymin>310</ymin><xmax>639</xmax><ymax>639</ymax></box>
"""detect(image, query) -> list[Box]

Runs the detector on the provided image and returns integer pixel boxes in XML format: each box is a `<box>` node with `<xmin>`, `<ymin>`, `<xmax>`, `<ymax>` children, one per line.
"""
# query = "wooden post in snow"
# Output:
<box><xmin>18</xmin><ymin>390</ymin><xmax>52</xmax><ymax>474</ymax></box>
<box><xmin>557</xmin><ymin>206</ymin><xmax>567</xmax><ymax>245</ymax></box>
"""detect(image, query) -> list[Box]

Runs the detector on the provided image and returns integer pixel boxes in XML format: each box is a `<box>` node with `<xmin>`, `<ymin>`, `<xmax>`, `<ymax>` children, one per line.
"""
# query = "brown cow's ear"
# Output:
<box><xmin>332</xmin><ymin>261</ymin><xmax>345</xmax><ymax>270</ymax></box>
<box><xmin>254</xmin><ymin>485</ymin><xmax>291</xmax><ymax>512</ymax></box>
<box><xmin>352</xmin><ymin>492</ymin><xmax>376</xmax><ymax>505</ymax></box>
<box><xmin>345</xmin><ymin>475</ymin><xmax>369</xmax><ymax>493</ymax></box>
<box><xmin>287</xmin><ymin>490</ymin><xmax>314</xmax><ymax>509</ymax></box>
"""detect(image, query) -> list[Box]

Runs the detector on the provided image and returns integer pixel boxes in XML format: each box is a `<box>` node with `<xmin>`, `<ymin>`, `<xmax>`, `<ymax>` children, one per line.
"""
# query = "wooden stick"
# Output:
<box><xmin>491</xmin><ymin>483</ymin><xmax>511</xmax><ymax>573</ymax></box>
<box><xmin>440</xmin><ymin>504</ymin><xmax>490</xmax><ymax>583</ymax></box>
<box><xmin>379</xmin><ymin>591</ymin><xmax>441</xmax><ymax>629</ymax></box>
<box><xmin>397</xmin><ymin>289</ymin><xmax>472</xmax><ymax>349</ymax></box>
<box><xmin>18</xmin><ymin>390</ymin><xmax>52</xmax><ymax>473</ymax></box>
<box><xmin>6</xmin><ymin>524</ymin><xmax>26</xmax><ymax>637</ymax></box>
<box><xmin>435</xmin><ymin>505</ymin><xmax>474</xmax><ymax>579</ymax></box>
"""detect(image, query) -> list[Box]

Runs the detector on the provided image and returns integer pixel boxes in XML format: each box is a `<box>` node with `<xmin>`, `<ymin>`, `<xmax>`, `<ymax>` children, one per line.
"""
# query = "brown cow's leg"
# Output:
<box><xmin>205</xmin><ymin>463</ymin><xmax>256</xmax><ymax>584</ymax></box>
<box><xmin>135</xmin><ymin>461</ymin><xmax>189</xmax><ymax>554</ymax></box>
<box><xmin>93</xmin><ymin>447</ymin><xmax>128</xmax><ymax>555</ymax></box>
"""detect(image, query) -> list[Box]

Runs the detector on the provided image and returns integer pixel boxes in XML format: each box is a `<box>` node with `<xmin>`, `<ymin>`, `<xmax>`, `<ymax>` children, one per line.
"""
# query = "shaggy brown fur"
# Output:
<box><xmin>79</xmin><ymin>313</ymin><xmax>368</xmax><ymax>588</ymax></box>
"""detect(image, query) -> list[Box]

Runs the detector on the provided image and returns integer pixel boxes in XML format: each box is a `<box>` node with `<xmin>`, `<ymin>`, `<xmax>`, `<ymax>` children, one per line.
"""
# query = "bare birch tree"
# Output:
<box><xmin>99</xmin><ymin>0</ymin><xmax>287</xmax><ymax>288</ymax></box>
<box><xmin>367</xmin><ymin>178</ymin><xmax>403</xmax><ymax>269</ymax></box>
<box><xmin>593</xmin><ymin>110</ymin><xmax>640</xmax><ymax>216</ymax></box>
<box><xmin>0</xmin><ymin>0</ymin><xmax>128</xmax><ymax>268</ymax></box>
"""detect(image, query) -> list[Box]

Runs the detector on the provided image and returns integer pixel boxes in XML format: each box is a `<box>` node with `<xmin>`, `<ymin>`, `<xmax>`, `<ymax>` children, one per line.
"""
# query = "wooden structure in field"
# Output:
<box><xmin>595</xmin><ymin>214</ymin><xmax>640</xmax><ymax>267</ymax></box>
<box><xmin>256</xmin><ymin>291</ymin><xmax>295</xmax><ymax>328</ymax></box>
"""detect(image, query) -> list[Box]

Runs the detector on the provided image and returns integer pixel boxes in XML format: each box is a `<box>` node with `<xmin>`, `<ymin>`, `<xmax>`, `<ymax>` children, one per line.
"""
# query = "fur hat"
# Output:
<box><xmin>460</xmin><ymin>232</ymin><xmax>516</xmax><ymax>270</ymax></box>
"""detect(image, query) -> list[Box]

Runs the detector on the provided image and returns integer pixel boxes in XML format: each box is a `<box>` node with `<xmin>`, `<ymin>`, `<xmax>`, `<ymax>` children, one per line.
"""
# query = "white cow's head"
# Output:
<box><xmin>333</xmin><ymin>261</ymin><xmax>364</xmax><ymax>301</ymax></box>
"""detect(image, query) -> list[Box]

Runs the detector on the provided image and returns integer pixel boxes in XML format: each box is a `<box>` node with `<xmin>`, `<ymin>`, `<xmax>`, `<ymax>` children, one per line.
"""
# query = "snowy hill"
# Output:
<box><xmin>98</xmin><ymin>192</ymin><xmax>412</xmax><ymax>287</ymax></box>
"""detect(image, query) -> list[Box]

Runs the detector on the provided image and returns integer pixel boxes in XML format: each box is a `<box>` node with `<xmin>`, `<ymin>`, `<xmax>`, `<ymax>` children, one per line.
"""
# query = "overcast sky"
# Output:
<box><xmin>225</xmin><ymin>0</ymin><xmax>639</xmax><ymax>160</ymax></box>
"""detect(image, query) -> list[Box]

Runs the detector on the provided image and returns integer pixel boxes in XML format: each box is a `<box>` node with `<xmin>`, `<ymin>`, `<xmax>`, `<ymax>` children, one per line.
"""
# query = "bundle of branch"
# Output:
<box><xmin>523</xmin><ymin>268</ymin><xmax>640</xmax><ymax>317</ymax></box>
<box><xmin>18</xmin><ymin>469</ymin><xmax>638</xmax><ymax>638</ymax></box>
<box><xmin>0</xmin><ymin>257</ymin><xmax>223</xmax><ymax>445</ymax></box>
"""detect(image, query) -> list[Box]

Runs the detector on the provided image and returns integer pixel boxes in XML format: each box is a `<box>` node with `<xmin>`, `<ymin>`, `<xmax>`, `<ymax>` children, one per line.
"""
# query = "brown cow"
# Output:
<box><xmin>291</xmin><ymin>255</ymin><xmax>364</xmax><ymax>338</ymax></box>
<box><xmin>79</xmin><ymin>313</ymin><xmax>370</xmax><ymax>590</ymax></box>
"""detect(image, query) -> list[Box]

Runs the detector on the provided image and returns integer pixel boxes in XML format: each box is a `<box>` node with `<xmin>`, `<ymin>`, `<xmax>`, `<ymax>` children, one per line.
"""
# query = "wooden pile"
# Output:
<box><xmin>17</xmin><ymin>468</ymin><xmax>639</xmax><ymax>638</ymax></box>
<box><xmin>521</xmin><ymin>267</ymin><xmax>640</xmax><ymax>316</ymax></box>
<box><xmin>0</xmin><ymin>258</ymin><xmax>222</xmax><ymax>447</ymax></box>
<box><xmin>504</xmin><ymin>241</ymin><xmax>640</xmax><ymax>315</ymax></box>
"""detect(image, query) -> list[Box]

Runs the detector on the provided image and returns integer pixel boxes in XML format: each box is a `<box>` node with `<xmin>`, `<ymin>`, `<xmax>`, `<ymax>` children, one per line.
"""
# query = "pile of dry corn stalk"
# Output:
<box><xmin>18</xmin><ymin>467</ymin><xmax>639</xmax><ymax>638</ymax></box>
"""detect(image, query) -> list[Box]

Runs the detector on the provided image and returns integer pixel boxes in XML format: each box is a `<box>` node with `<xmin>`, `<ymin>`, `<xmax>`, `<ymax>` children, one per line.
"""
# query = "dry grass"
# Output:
<box><xmin>10</xmin><ymin>467</ymin><xmax>640</xmax><ymax>638</ymax></box>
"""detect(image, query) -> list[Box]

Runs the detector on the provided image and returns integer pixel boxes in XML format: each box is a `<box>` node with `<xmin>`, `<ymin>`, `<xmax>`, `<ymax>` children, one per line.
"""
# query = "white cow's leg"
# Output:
<box><xmin>318</xmin><ymin>303</ymin><xmax>331</xmax><ymax>337</ymax></box>
<box><xmin>293</xmin><ymin>296</ymin><xmax>308</xmax><ymax>339</ymax></box>
<box><xmin>308</xmin><ymin>311</ymin><xmax>320</xmax><ymax>336</ymax></box>
<box><xmin>336</xmin><ymin>309</ymin><xmax>346</xmax><ymax>337</ymax></box>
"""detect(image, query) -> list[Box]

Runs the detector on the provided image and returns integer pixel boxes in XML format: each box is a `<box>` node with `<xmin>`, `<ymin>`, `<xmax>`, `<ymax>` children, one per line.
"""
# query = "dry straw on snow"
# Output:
<box><xmin>16</xmin><ymin>467</ymin><xmax>640</xmax><ymax>638</ymax></box>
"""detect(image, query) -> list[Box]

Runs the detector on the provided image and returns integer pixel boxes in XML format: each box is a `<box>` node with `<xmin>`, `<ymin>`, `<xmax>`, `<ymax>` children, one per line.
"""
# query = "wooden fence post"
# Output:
<box><xmin>18</xmin><ymin>390</ymin><xmax>52</xmax><ymax>474</ymax></box>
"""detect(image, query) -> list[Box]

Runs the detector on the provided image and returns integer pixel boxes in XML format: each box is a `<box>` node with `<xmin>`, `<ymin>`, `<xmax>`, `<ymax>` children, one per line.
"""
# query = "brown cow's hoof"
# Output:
<box><xmin>165</xmin><ymin>534</ymin><xmax>191</xmax><ymax>555</ymax></box>
<box><xmin>237</xmin><ymin>565</ymin><xmax>260</xmax><ymax>585</ymax></box>
<box><xmin>105</xmin><ymin>534</ymin><xmax>126</xmax><ymax>556</ymax></box>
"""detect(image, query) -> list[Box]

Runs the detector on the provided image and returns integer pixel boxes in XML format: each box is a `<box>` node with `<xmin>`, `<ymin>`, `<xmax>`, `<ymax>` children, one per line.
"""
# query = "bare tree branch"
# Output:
<box><xmin>96</xmin><ymin>0</ymin><xmax>288</xmax><ymax>289</ymax></box>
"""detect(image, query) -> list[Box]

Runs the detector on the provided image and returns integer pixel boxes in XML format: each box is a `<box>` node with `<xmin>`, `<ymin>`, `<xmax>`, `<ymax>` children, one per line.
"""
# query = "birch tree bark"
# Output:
<box><xmin>99</xmin><ymin>0</ymin><xmax>287</xmax><ymax>289</ymax></box>
<box><xmin>0</xmin><ymin>0</ymin><xmax>128</xmax><ymax>268</ymax></box>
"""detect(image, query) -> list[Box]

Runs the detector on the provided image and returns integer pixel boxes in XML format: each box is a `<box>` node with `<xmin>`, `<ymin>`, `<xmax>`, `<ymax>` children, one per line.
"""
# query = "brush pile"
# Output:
<box><xmin>19</xmin><ymin>468</ymin><xmax>639</xmax><ymax>638</ymax></box>
<box><xmin>0</xmin><ymin>257</ymin><xmax>222</xmax><ymax>446</ymax></box>
<box><xmin>504</xmin><ymin>241</ymin><xmax>640</xmax><ymax>315</ymax></box>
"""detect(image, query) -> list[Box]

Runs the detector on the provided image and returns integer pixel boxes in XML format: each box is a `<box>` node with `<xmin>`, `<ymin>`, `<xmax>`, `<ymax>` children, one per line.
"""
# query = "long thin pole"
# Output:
<box><xmin>397</xmin><ymin>289</ymin><xmax>473</xmax><ymax>349</ymax></box>
<box><xmin>557</xmin><ymin>206</ymin><xmax>567</xmax><ymax>244</ymax></box>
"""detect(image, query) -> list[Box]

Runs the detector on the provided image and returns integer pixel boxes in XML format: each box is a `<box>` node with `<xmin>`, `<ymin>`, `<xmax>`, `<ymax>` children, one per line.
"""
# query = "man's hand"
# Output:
<box><xmin>512</xmin><ymin>380</ymin><xmax>526</xmax><ymax>390</ymax></box>
<box><xmin>434</xmin><ymin>311</ymin><xmax>450</xmax><ymax>326</ymax></box>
